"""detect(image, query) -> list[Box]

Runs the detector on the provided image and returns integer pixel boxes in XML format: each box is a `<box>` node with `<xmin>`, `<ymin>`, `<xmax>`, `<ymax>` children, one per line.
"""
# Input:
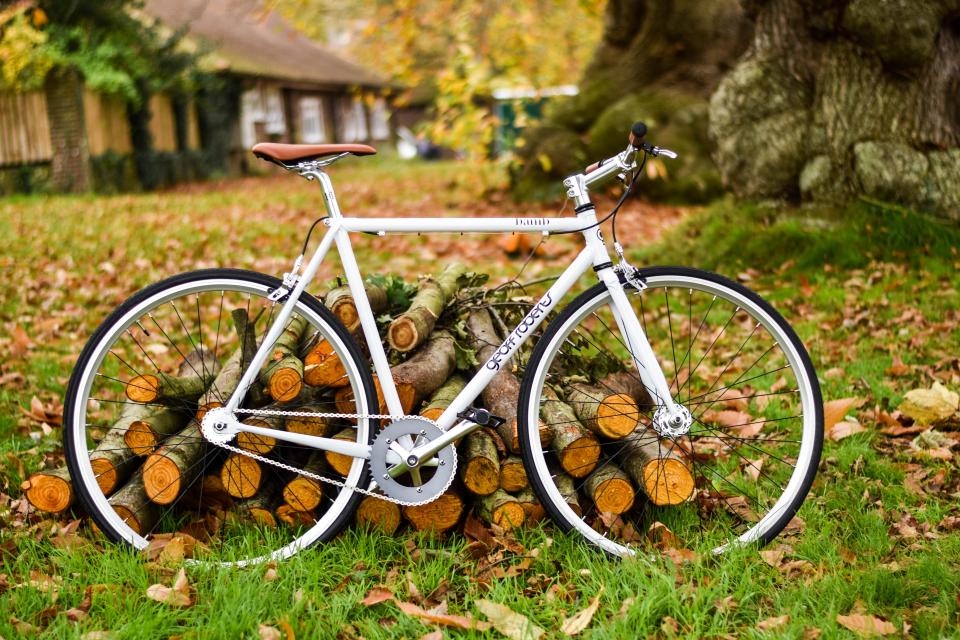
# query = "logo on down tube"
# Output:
<box><xmin>485</xmin><ymin>292</ymin><xmax>553</xmax><ymax>370</ymax></box>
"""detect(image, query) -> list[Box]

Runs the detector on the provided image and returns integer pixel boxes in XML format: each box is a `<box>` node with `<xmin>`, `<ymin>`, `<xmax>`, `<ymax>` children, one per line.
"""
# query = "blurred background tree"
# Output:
<box><xmin>273</xmin><ymin>0</ymin><xmax>603</xmax><ymax>160</ymax></box>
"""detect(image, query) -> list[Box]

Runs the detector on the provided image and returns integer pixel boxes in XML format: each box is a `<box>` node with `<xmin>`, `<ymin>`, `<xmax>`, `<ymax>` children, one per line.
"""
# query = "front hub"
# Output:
<box><xmin>652</xmin><ymin>404</ymin><xmax>693</xmax><ymax>438</ymax></box>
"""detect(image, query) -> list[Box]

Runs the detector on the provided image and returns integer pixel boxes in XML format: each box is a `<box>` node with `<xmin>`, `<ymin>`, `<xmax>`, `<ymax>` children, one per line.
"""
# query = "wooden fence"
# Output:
<box><xmin>0</xmin><ymin>91</ymin><xmax>53</xmax><ymax>166</ymax></box>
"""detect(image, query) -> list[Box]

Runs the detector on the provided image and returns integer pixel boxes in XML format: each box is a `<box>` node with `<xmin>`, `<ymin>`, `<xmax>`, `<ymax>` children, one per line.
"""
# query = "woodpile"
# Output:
<box><xmin>27</xmin><ymin>263</ymin><xmax>695</xmax><ymax>542</ymax></box>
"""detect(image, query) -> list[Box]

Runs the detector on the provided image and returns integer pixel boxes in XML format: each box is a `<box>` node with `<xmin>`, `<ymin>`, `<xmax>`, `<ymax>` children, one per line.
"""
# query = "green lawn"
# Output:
<box><xmin>1</xmin><ymin>160</ymin><xmax>957</xmax><ymax>638</ymax></box>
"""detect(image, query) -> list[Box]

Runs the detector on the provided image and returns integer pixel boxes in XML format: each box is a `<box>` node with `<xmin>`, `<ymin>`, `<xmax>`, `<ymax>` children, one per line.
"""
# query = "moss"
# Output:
<box><xmin>843</xmin><ymin>0</ymin><xmax>945</xmax><ymax>68</ymax></box>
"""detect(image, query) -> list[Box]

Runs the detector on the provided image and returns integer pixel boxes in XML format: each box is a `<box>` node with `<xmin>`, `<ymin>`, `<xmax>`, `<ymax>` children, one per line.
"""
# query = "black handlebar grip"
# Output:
<box><xmin>629</xmin><ymin>121</ymin><xmax>648</xmax><ymax>148</ymax></box>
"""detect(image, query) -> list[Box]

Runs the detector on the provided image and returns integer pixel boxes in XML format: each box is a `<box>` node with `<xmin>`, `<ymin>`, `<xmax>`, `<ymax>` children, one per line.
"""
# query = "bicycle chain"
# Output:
<box><xmin>208</xmin><ymin>407</ymin><xmax>457</xmax><ymax>507</ymax></box>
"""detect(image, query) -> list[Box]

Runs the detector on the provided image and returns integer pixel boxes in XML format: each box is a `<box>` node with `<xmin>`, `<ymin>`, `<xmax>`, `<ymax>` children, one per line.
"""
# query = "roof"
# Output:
<box><xmin>142</xmin><ymin>0</ymin><xmax>387</xmax><ymax>88</ymax></box>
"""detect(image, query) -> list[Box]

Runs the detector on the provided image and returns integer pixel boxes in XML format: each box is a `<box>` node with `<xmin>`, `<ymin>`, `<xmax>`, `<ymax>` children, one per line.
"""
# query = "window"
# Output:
<box><xmin>264</xmin><ymin>88</ymin><xmax>285</xmax><ymax>136</ymax></box>
<box><xmin>240</xmin><ymin>89</ymin><xmax>263</xmax><ymax>149</ymax></box>
<box><xmin>369</xmin><ymin>97</ymin><xmax>390</xmax><ymax>140</ymax></box>
<box><xmin>337</xmin><ymin>97</ymin><xmax>368</xmax><ymax>142</ymax></box>
<box><xmin>299</xmin><ymin>97</ymin><xmax>326</xmax><ymax>143</ymax></box>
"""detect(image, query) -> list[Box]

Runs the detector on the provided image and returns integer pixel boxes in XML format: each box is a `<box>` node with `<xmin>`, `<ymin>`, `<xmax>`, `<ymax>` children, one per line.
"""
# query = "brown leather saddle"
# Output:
<box><xmin>252</xmin><ymin>142</ymin><xmax>376</xmax><ymax>167</ymax></box>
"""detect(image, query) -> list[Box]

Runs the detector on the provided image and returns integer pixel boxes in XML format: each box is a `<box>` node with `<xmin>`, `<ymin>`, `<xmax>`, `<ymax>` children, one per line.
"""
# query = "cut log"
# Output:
<box><xmin>180</xmin><ymin>472</ymin><xmax>234</xmax><ymax>512</ymax></box>
<box><xmin>90</xmin><ymin>402</ymin><xmax>156</xmax><ymax>495</ymax></box>
<box><xmin>356</xmin><ymin>495</ymin><xmax>402</xmax><ymax>535</ymax></box>
<box><xmin>324</xmin><ymin>427</ymin><xmax>359</xmax><ymax>476</ymax></box>
<box><xmin>514</xmin><ymin>487</ymin><xmax>545</xmax><ymax>524</ymax></box>
<box><xmin>285</xmin><ymin>404</ymin><xmax>332</xmax><ymax>437</ymax></box>
<box><xmin>258</xmin><ymin>315</ymin><xmax>308</xmax><ymax>402</ymax></box>
<box><xmin>108</xmin><ymin>469</ymin><xmax>159</xmax><ymax>536</ymax></box>
<box><xmin>566</xmin><ymin>382</ymin><xmax>640</xmax><ymax>439</ymax></box>
<box><xmin>584</xmin><ymin>463</ymin><xmax>635</xmax><ymax>515</ymax></box>
<box><xmin>220</xmin><ymin>454</ymin><xmax>262</xmax><ymax>499</ymax></box>
<box><xmin>334</xmin><ymin>374</ymin><xmax>415</xmax><ymax>415</ymax></box>
<box><xmin>125</xmin><ymin>348</ymin><xmax>220</xmax><ymax>405</ymax></box>
<box><xmin>123</xmin><ymin>407</ymin><xmax>189</xmax><ymax>456</ymax></box>
<box><xmin>391</xmin><ymin>330</ymin><xmax>458</xmax><ymax>410</ymax></box>
<box><xmin>281</xmin><ymin>452</ymin><xmax>327</xmax><ymax>512</ymax></box>
<box><xmin>143</xmin><ymin>424</ymin><xmax>206</xmax><ymax>504</ymax></box>
<box><xmin>499</xmin><ymin>456</ymin><xmax>528</xmax><ymax>493</ymax></box>
<box><xmin>600</xmin><ymin>371</ymin><xmax>654</xmax><ymax>410</ymax></box>
<box><xmin>196</xmin><ymin>348</ymin><xmax>244</xmax><ymax>421</ymax></box>
<box><xmin>233</xmin><ymin>308</ymin><xmax>269</xmax><ymax>407</ymax></box>
<box><xmin>325</xmin><ymin>283</ymin><xmax>387</xmax><ymax>333</ymax></box>
<box><xmin>236</xmin><ymin>414</ymin><xmax>285</xmax><ymax>455</ymax></box>
<box><xmin>554</xmin><ymin>471</ymin><xmax>583</xmax><ymax>517</ymax></box>
<box><xmin>388</xmin><ymin>263</ymin><xmax>467</xmax><ymax>352</ymax></box>
<box><xmin>477</xmin><ymin>489</ymin><xmax>525</xmax><ymax>530</ymax></box>
<box><xmin>235</xmin><ymin>491</ymin><xmax>278</xmax><ymax>528</ymax></box>
<box><xmin>542</xmin><ymin>387</ymin><xmax>600</xmax><ymax>478</ymax></box>
<box><xmin>276</xmin><ymin>504</ymin><xmax>316</xmax><ymax>527</ymax></box>
<box><xmin>466</xmin><ymin>308</ymin><xmax>552</xmax><ymax>452</ymax></box>
<box><xmin>459</xmin><ymin>430</ymin><xmax>500</xmax><ymax>496</ymax></box>
<box><xmin>622</xmin><ymin>434</ymin><xmax>695</xmax><ymax>506</ymax></box>
<box><xmin>303</xmin><ymin>339</ymin><xmax>350</xmax><ymax>389</ymax></box>
<box><xmin>23</xmin><ymin>466</ymin><xmax>73</xmax><ymax>513</ymax></box>
<box><xmin>402</xmin><ymin>489</ymin><xmax>464</xmax><ymax>532</ymax></box>
<box><xmin>420</xmin><ymin>375</ymin><xmax>466</xmax><ymax>422</ymax></box>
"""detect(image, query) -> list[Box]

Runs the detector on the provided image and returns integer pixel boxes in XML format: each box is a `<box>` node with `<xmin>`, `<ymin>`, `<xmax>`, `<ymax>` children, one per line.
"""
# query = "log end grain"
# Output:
<box><xmin>276</xmin><ymin>504</ymin><xmax>315</xmax><ymax>527</ymax></box>
<box><xmin>490</xmin><ymin>502</ymin><xmax>526</xmax><ymax>529</ymax></box>
<box><xmin>237</xmin><ymin>419</ymin><xmax>276</xmax><ymax>455</ymax></box>
<box><xmin>282</xmin><ymin>477</ymin><xmax>323</xmax><ymax>512</ymax></box>
<box><xmin>462</xmin><ymin>458</ymin><xmax>499</xmax><ymax>496</ymax></box>
<box><xmin>124</xmin><ymin>421</ymin><xmax>159</xmax><ymax>456</ymax></box>
<box><xmin>303</xmin><ymin>341</ymin><xmax>350</xmax><ymax>388</ymax></box>
<box><xmin>356</xmin><ymin>496</ymin><xmax>401</xmax><ymax>535</ymax></box>
<box><xmin>559</xmin><ymin>435</ymin><xmax>601</xmax><ymax>479</ymax></box>
<box><xmin>591</xmin><ymin>477</ymin><xmax>635</xmax><ymax>514</ymax></box>
<box><xmin>143</xmin><ymin>454</ymin><xmax>181</xmax><ymax>504</ymax></box>
<box><xmin>90</xmin><ymin>457</ymin><xmax>119</xmax><ymax>495</ymax></box>
<box><xmin>402</xmin><ymin>491</ymin><xmax>464</xmax><ymax>532</ymax></box>
<box><xmin>285</xmin><ymin>413</ymin><xmax>329</xmax><ymax>438</ymax></box>
<box><xmin>196</xmin><ymin>401</ymin><xmax>222</xmax><ymax>423</ymax></box>
<box><xmin>23</xmin><ymin>471</ymin><xmax>73</xmax><ymax>513</ymax></box>
<box><xmin>597</xmin><ymin>394</ymin><xmax>641</xmax><ymax>438</ymax></box>
<box><xmin>642</xmin><ymin>458</ymin><xmax>695</xmax><ymax>506</ymax></box>
<box><xmin>499</xmin><ymin>459</ymin><xmax>528</xmax><ymax>493</ymax></box>
<box><xmin>221</xmin><ymin>455</ymin><xmax>262</xmax><ymax>499</ymax></box>
<box><xmin>268</xmin><ymin>361</ymin><xmax>303</xmax><ymax>402</ymax></box>
<box><xmin>126</xmin><ymin>374</ymin><xmax>159</xmax><ymax>403</ymax></box>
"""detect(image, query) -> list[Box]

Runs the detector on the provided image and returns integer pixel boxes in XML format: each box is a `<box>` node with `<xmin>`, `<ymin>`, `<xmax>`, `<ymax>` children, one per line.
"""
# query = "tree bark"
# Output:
<box><xmin>325</xmin><ymin>283</ymin><xmax>387</xmax><ymax>333</ymax></box>
<box><xmin>391</xmin><ymin>330</ymin><xmax>458</xmax><ymax>411</ymax></box>
<box><xmin>466</xmin><ymin>308</ymin><xmax>552</xmax><ymax>452</ymax></box>
<box><xmin>476</xmin><ymin>489</ymin><xmax>525</xmax><ymax>530</ymax></box>
<box><xmin>90</xmin><ymin>402</ymin><xmax>156</xmax><ymax>495</ymax></box>
<box><xmin>388</xmin><ymin>263</ymin><xmax>467</xmax><ymax>352</ymax></box>
<box><xmin>234</xmin><ymin>491</ymin><xmax>278</xmax><ymax>528</ymax></box>
<box><xmin>459</xmin><ymin>430</ymin><xmax>500</xmax><ymax>496</ymax></box>
<box><xmin>710</xmin><ymin>0</ymin><xmax>960</xmax><ymax>219</ymax></box>
<box><xmin>196</xmin><ymin>348</ymin><xmax>244</xmax><ymax>421</ymax></box>
<box><xmin>142</xmin><ymin>424</ymin><xmax>206</xmax><ymax>504</ymax></box>
<box><xmin>258</xmin><ymin>315</ymin><xmax>307</xmax><ymax>402</ymax></box>
<box><xmin>514</xmin><ymin>487</ymin><xmax>545</xmax><ymax>524</ymax></box>
<box><xmin>108</xmin><ymin>468</ymin><xmax>159</xmax><ymax>536</ymax></box>
<box><xmin>23</xmin><ymin>466</ymin><xmax>73</xmax><ymax>513</ymax></box>
<box><xmin>123</xmin><ymin>407</ymin><xmax>189</xmax><ymax>456</ymax></box>
<box><xmin>420</xmin><ymin>375</ymin><xmax>467</xmax><ymax>423</ymax></box>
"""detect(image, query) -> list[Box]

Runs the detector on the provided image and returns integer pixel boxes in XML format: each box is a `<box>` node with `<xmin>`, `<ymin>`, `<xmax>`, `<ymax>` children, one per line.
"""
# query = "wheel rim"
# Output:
<box><xmin>67</xmin><ymin>276</ymin><xmax>371</xmax><ymax>565</ymax></box>
<box><xmin>523</xmin><ymin>273</ymin><xmax>820</xmax><ymax>556</ymax></box>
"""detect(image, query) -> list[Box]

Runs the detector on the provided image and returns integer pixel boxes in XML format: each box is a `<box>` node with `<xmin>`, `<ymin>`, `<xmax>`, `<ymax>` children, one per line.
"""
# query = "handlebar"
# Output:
<box><xmin>583</xmin><ymin>121</ymin><xmax>678</xmax><ymax>176</ymax></box>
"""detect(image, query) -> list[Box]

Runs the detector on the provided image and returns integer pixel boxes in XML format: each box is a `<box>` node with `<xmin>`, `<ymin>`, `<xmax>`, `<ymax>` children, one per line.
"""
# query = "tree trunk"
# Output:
<box><xmin>512</xmin><ymin>0</ymin><xmax>752</xmax><ymax>202</ymax></box>
<box><xmin>325</xmin><ymin>283</ymin><xmax>387</xmax><ymax>333</ymax></box>
<box><xmin>565</xmin><ymin>382</ymin><xmax>640</xmax><ymax>439</ymax></box>
<box><xmin>476</xmin><ymin>489</ymin><xmax>525</xmax><ymax>530</ymax></box>
<box><xmin>710</xmin><ymin>0</ymin><xmax>960</xmax><ymax>219</ymax></box>
<box><xmin>542</xmin><ymin>387</ymin><xmax>600</xmax><ymax>479</ymax></box>
<box><xmin>356</xmin><ymin>495</ymin><xmax>402</xmax><ymax>535</ymax></box>
<box><xmin>220</xmin><ymin>453</ymin><xmax>262</xmax><ymax>499</ymax></box>
<box><xmin>281</xmin><ymin>452</ymin><xmax>327</xmax><ymax>512</ymax></box>
<box><xmin>466</xmin><ymin>308</ymin><xmax>552</xmax><ymax>452</ymax></box>
<box><xmin>514</xmin><ymin>487</ymin><xmax>545</xmax><ymax>524</ymax></box>
<box><xmin>459</xmin><ymin>430</ymin><xmax>500</xmax><ymax>496</ymax></box>
<box><xmin>235</xmin><ymin>491</ymin><xmax>278</xmax><ymax>528</ymax></box>
<box><xmin>302</xmin><ymin>339</ymin><xmax>350</xmax><ymax>389</ymax></box>
<box><xmin>391</xmin><ymin>330</ymin><xmax>458</xmax><ymax>411</ymax></box>
<box><xmin>196</xmin><ymin>348</ymin><xmax>244</xmax><ymax>421</ymax></box>
<box><xmin>402</xmin><ymin>489</ymin><xmax>464</xmax><ymax>532</ymax></box>
<box><xmin>142</xmin><ymin>424</ymin><xmax>206</xmax><ymax>504</ymax></box>
<box><xmin>621</xmin><ymin>433</ymin><xmax>694</xmax><ymax>506</ymax></box>
<box><xmin>258</xmin><ymin>315</ymin><xmax>308</xmax><ymax>402</ymax></box>
<box><xmin>236</xmin><ymin>414</ymin><xmax>285</xmax><ymax>455</ymax></box>
<box><xmin>554</xmin><ymin>472</ymin><xmax>583</xmax><ymax>517</ymax></box>
<box><xmin>90</xmin><ymin>402</ymin><xmax>156</xmax><ymax>495</ymax></box>
<box><xmin>388</xmin><ymin>263</ymin><xmax>467</xmax><ymax>352</ymax></box>
<box><xmin>108</xmin><ymin>469</ymin><xmax>159</xmax><ymax>536</ymax></box>
<box><xmin>324</xmin><ymin>427</ymin><xmax>359</xmax><ymax>476</ymax></box>
<box><xmin>123</xmin><ymin>407</ymin><xmax>189</xmax><ymax>456</ymax></box>
<box><xmin>23</xmin><ymin>466</ymin><xmax>73</xmax><ymax>513</ymax></box>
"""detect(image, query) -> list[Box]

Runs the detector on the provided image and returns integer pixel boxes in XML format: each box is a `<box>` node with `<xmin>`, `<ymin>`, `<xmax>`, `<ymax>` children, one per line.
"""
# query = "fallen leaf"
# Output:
<box><xmin>63</xmin><ymin>585</ymin><xmax>93</xmax><ymax>621</ymax></box>
<box><xmin>361</xmin><ymin>586</ymin><xmax>395</xmax><ymax>606</ymax></box>
<box><xmin>258</xmin><ymin>624</ymin><xmax>281</xmax><ymax>640</ymax></box>
<box><xmin>836</xmin><ymin>612</ymin><xmax>897</xmax><ymax>636</ymax></box>
<box><xmin>823</xmin><ymin>398</ymin><xmax>864</xmax><ymax>431</ymax></box>
<box><xmin>559</xmin><ymin>585</ymin><xmax>604</xmax><ymax>635</ymax></box>
<box><xmin>145</xmin><ymin>568</ymin><xmax>192</xmax><ymax>608</ymax></box>
<box><xmin>475</xmin><ymin>599</ymin><xmax>543</xmax><ymax>639</ymax></box>
<box><xmin>884</xmin><ymin>356</ymin><xmax>910</xmax><ymax>377</ymax></box>
<box><xmin>263</xmin><ymin>563</ymin><xmax>278</xmax><ymax>582</ymax></box>
<box><xmin>396</xmin><ymin>601</ymin><xmax>490</xmax><ymax>632</ymax></box>
<box><xmin>829</xmin><ymin>420</ymin><xmax>867</xmax><ymax>441</ymax></box>
<box><xmin>757</xmin><ymin>614</ymin><xmax>789</xmax><ymax>631</ymax></box>
<box><xmin>899</xmin><ymin>382</ymin><xmax>958</xmax><ymax>425</ymax></box>
<box><xmin>824</xmin><ymin>367</ymin><xmax>845</xmax><ymax>380</ymax></box>
<box><xmin>419</xmin><ymin>632</ymin><xmax>443</xmax><ymax>640</ymax></box>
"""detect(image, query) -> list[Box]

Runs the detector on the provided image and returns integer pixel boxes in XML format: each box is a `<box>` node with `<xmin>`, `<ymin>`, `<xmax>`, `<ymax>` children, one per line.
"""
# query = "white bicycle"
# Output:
<box><xmin>64</xmin><ymin>122</ymin><xmax>823</xmax><ymax>564</ymax></box>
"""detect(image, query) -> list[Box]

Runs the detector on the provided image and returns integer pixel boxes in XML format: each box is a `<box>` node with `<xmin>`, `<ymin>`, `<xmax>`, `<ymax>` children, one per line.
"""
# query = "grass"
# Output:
<box><xmin>1</xmin><ymin>160</ymin><xmax>958</xmax><ymax>638</ymax></box>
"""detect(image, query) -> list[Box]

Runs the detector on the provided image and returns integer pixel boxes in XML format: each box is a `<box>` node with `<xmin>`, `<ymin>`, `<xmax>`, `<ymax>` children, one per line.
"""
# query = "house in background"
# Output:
<box><xmin>0</xmin><ymin>0</ymin><xmax>392</xmax><ymax>194</ymax></box>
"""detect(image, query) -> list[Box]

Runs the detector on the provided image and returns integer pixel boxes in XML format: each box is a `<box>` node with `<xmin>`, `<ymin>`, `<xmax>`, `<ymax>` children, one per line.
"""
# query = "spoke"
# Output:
<box><xmin>664</xmin><ymin>287</ymin><xmax>679</xmax><ymax>397</ymax></box>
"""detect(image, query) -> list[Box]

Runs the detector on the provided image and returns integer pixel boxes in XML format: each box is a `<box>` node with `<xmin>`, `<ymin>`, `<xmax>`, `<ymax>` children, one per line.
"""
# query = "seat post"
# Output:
<box><xmin>300</xmin><ymin>168</ymin><xmax>342</xmax><ymax>220</ymax></box>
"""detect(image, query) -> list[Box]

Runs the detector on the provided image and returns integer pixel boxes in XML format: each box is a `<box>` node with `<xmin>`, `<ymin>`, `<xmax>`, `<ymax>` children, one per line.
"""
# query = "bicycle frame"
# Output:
<box><xmin>217</xmin><ymin>160</ymin><xmax>681</xmax><ymax>474</ymax></box>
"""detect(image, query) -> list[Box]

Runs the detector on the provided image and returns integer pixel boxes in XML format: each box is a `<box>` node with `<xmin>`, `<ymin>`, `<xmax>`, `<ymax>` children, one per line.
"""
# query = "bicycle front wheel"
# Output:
<box><xmin>63</xmin><ymin>269</ymin><xmax>378</xmax><ymax>565</ymax></box>
<box><xmin>519</xmin><ymin>266</ymin><xmax>822</xmax><ymax>556</ymax></box>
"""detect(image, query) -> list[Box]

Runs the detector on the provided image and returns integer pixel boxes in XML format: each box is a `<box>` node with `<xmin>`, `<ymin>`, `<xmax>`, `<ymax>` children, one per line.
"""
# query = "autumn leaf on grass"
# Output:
<box><xmin>475</xmin><ymin>599</ymin><xmax>544</xmax><ymax>640</ymax></box>
<box><xmin>828</xmin><ymin>418</ymin><xmax>867</xmax><ymax>442</ymax></box>
<box><xmin>145</xmin><ymin>568</ymin><xmax>192</xmax><ymax>607</ymax></box>
<box><xmin>361</xmin><ymin>585</ymin><xmax>395</xmax><ymax>606</ymax></box>
<box><xmin>823</xmin><ymin>397</ymin><xmax>864</xmax><ymax>432</ymax></box>
<box><xmin>899</xmin><ymin>382</ymin><xmax>959</xmax><ymax>425</ymax></box>
<box><xmin>836</xmin><ymin>612</ymin><xmax>897</xmax><ymax>636</ymax></box>
<box><xmin>757</xmin><ymin>614</ymin><xmax>789</xmax><ymax>631</ymax></box>
<box><xmin>559</xmin><ymin>585</ymin><xmax>604</xmax><ymax>636</ymax></box>
<box><xmin>395</xmin><ymin>601</ymin><xmax>490</xmax><ymax>632</ymax></box>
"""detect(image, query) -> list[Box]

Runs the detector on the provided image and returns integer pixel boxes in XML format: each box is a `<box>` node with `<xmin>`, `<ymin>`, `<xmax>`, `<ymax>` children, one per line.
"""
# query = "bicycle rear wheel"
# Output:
<box><xmin>519</xmin><ymin>266</ymin><xmax>822</xmax><ymax>556</ymax></box>
<box><xmin>63</xmin><ymin>269</ymin><xmax>378</xmax><ymax>565</ymax></box>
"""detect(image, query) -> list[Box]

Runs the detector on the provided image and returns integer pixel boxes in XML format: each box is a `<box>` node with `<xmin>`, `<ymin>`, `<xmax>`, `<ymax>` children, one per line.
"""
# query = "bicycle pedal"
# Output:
<box><xmin>457</xmin><ymin>407</ymin><xmax>506</xmax><ymax>428</ymax></box>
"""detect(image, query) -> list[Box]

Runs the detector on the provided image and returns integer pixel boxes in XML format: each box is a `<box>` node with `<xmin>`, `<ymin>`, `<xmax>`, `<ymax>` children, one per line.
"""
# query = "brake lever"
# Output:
<box><xmin>641</xmin><ymin>142</ymin><xmax>678</xmax><ymax>159</ymax></box>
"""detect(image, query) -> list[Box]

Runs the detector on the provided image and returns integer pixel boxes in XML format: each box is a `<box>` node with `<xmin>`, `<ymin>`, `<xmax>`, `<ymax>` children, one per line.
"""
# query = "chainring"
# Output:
<box><xmin>369</xmin><ymin>418</ymin><xmax>456</xmax><ymax>503</ymax></box>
